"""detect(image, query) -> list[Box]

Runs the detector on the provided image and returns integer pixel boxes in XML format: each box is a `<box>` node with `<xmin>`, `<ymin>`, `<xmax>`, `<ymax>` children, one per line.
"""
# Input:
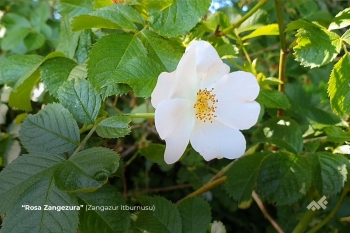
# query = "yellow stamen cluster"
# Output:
<box><xmin>193</xmin><ymin>88</ymin><xmax>218</xmax><ymax>123</ymax></box>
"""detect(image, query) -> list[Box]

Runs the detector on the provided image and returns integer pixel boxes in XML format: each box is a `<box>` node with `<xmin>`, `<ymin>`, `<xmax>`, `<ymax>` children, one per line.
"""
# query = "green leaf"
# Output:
<box><xmin>178</xmin><ymin>197</ymin><xmax>211</xmax><ymax>233</ymax></box>
<box><xmin>257</xmin><ymin>152</ymin><xmax>311</xmax><ymax>205</ymax></box>
<box><xmin>1</xmin><ymin>13</ymin><xmax>31</xmax><ymax>30</ymax></box>
<box><xmin>8</xmin><ymin>69</ymin><xmax>40</xmax><ymax>111</ymax></box>
<box><xmin>210</xmin><ymin>221</ymin><xmax>227</xmax><ymax>233</ymax></box>
<box><xmin>307</xmin><ymin>153</ymin><xmax>348</xmax><ymax>196</ymax></box>
<box><xmin>75</xmin><ymin>30</ymin><xmax>93</xmax><ymax>64</ymax></box>
<box><xmin>1</xmin><ymin>178</ymin><xmax>79</xmax><ymax>233</ymax></box>
<box><xmin>0</xmin><ymin>136</ymin><xmax>20</xmax><ymax>166</ymax></box>
<box><xmin>342</xmin><ymin>29</ymin><xmax>350</xmax><ymax>46</ymax></box>
<box><xmin>24</xmin><ymin>32</ymin><xmax>46</xmax><ymax>51</ymax></box>
<box><xmin>58</xmin><ymin>79</ymin><xmax>101</xmax><ymax>124</ymax></box>
<box><xmin>40</xmin><ymin>57</ymin><xmax>77</xmax><ymax>97</ymax></box>
<box><xmin>0</xmin><ymin>54</ymin><xmax>42</xmax><ymax>87</ymax></box>
<box><xmin>71</xmin><ymin>4</ymin><xmax>144</xmax><ymax>32</ymax></box>
<box><xmin>57</xmin><ymin>15</ymin><xmax>81</xmax><ymax>59</ymax></box>
<box><xmin>329</xmin><ymin>8</ymin><xmax>350</xmax><ymax>30</ymax></box>
<box><xmin>0</xmin><ymin>152</ymin><xmax>65</xmax><ymax>214</ymax></box>
<box><xmin>237</xmin><ymin>9</ymin><xmax>268</xmax><ymax>33</ymax></box>
<box><xmin>241</xmin><ymin>24</ymin><xmax>279</xmax><ymax>40</ymax></box>
<box><xmin>59</xmin><ymin>0</ymin><xmax>93</xmax><ymax>17</ymax></box>
<box><xmin>216</xmin><ymin>44</ymin><xmax>239</xmax><ymax>59</ymax></box>
<box><xmin>135</xmin><ymin>196</ymin><xmax>182</xmax><ymax>233</ymax></box>
<box><xmin>54</xmin><ymin>147</ymin><xmax>119</xmax><ymax>192</ymax></box>
<box><xmin>226</xmin><ymin>152</ymin><xmax>269</xmax><ymax>203</ymax></box>
<box><xmin>256</xmin><ymin>117</ymin><xmax>303</xmax><ymax>154</ymax></box>
<box><xmin>0</xmin><ymin>52</ymin><xmax>64</xmax><ymax>89</ymax></box>
<box><xmin>1</xmin><ymin>27</ymin><xmax>30</xmax><ymax>51</ymax></box>
<box><xmin>139</xmin><ymin>144</ymin><xmax>167</xmax><ymax>165</ymax></box>
<box><xmin>149</xmin><ymin>0</ymin><xmax>211</xmax><ymax>37</ymax></box>
<box><xmin>258</xmin><ymin>77</ymin><xmax>282</xmax><ymax>86</ymax></box>
<box><xmin>305</xmin><ymin>107</ymin><xmax>340</xmax><ymax>125</ymax></box>
<box><xmin>138</xmin><ymin>30</ymin><xmax>184</xmax><ymax>71</ymax></box>
<box><xmin>112</xmin><ymin>56</ymin><xmax>163</xmax><ymax>97</ymax></box>
<box><xmin>100</xmin><ymin>83</ymin><xmax>132</xmax><ymax>100</ymax></box>
<box><xmin>324</xmin><ymin>126</ymin><xmax>350</xmax><ymax>143</ymax></box>
<box><xmin>201</xmin><ymin>12</ymin><xmax>231</xmax><ymax>32</ymax></box>
<box><xmin>77</xmin><ymin>185</ymin><xmax>130</xmax><ymax>233</ymax></box>
<box><xmin>87</xmin><ymin>33</ymin><xmax>147</xmax><ymax>89</ymax></box>
<box><xmin>68</xmin><ymin>63</ymin><xmax>88</xmax><ymax>80</ymax></box>
<box><xmin>19</xmin><ymin>103</ymin><xmax>80</xmax><ymax>154</ymax></box>
<box><xmin>141</xmin><ymin>0</ymin><xmax>173</xmax><ymax>14</ymax></box>
<box><xmin>256</xmin><ymin>89</ymin><xmax>291</xmax><ymax>110</ymax></box>
<box><xmin>286</xmin><ymin>19</ymin><xmax>320</xmax><ymax>32</ymax></box>
<box><xmin>94</xmin><ymin>0</ymin><xmax>113</xmax><ymax>8</ymax></box>
<box><xmin>30</xmin><ymin>1</ymin><xmax>50</xmax><ymax>26</ymax></box>
<box><xmin>328</xmin><ymin>53</ymin><xmax>350</xmax><ymax>115</ymax></box>
<box><xmin>294</xmin><ymin>26</ymin><xmax>342</xmax><ymax>68</ymax></box>
<box><xmin>96</xmin><ymin>116</ymin><xmax>131</xmax><ymax>138</ymax></box>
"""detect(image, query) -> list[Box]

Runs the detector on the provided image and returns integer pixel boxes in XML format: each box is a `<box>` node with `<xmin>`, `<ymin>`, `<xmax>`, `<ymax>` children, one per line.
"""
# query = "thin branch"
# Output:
<box><xmin>252</xmin><ymin>191</ymin><xmax>285</xmax><ymax>233</ymax></box>
<box><xmin>72</xmin><ymin>117</ymin><xmax>105</xmax><ymax>156</ymax></box>
<box><xmin>274</xmin><ymin>0</ymin><xmax>289</xmax><ymax>117</ymax></box>
<box><xmin>292</xmin><ymin>209</ymin><xmax>319</xmax><ymax>233</ymax></box>
<box><xmin>176</xmin><ymin>176</ymin><xmax>227</xmax><ymax>205</ymax></box>
<box><xmin>220</xmin><ymin>0</ymin><xmax>269</xmax><ymax>36</ymax></box>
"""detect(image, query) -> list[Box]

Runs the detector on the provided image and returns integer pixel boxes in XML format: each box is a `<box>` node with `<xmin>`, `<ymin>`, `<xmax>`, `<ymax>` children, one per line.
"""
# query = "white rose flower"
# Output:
<box><xmin>151</xmin><ymin>41</ymin><xmax>260</xmax><ymax>164</ymax></box>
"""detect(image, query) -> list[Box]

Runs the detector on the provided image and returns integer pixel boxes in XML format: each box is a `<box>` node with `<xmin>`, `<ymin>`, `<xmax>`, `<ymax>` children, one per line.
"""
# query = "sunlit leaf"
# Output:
<box><xmin>149</xmin><ymin>0</ymin><xmax>211</xmax><ymax>37</ymax></box>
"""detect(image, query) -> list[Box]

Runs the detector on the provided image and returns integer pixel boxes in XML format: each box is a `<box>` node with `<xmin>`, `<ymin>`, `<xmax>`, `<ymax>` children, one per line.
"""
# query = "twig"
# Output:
<box><xmin>253</xmin><ymin>191</ymin><xmax>285</xmax><ymax>233</ymax></box>
<box><xmin>120</xmin><ymin>144</ymin><xmax>138</xmax><ymax>158</ymax></box>
<box><xmin>176</xmin><ymin>176</ymin><xmax>227</xmax><ymax>205</ymax></box>
<box><xmin>72</xmin><ymin>117</ymin><xmax>105</xmax><ymax>156</ymax></box>
<box><xmin>274</xmin><ymin>0</ymin><xmax>289</xmax><ymax>117</ymax></box>
<box><xmin>220</xmin><ymin>0</ymin><xmax>269</xmax><ymax>36</ymax></box>
<box><xmin>207</xmin><ymin>160</ymin><xmax>236</xmax><ymax>183</ymax></box>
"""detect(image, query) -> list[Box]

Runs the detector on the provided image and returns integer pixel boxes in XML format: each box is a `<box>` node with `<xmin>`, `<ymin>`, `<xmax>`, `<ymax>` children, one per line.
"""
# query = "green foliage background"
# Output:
<box><xmin>1</xmin><ymin>0</ymin><xmax>350</xmax><ymax>232</ymax></box>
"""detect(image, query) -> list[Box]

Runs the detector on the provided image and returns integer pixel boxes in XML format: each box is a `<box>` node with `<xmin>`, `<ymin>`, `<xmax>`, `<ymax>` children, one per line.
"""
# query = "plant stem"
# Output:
<box><xmin>79</xmin><ymin>124</ymin><xmax>93</xmax><ymax>134</ymax></box>
<box><xmin>292</xmin><ymin>209</ymin><xmax>319</xmax><ymax>233</ymax></box>
<box><xmin>274</xmin><ymin>0</ymin><xmax>289</xmax><ymax>117</ymax></box>
<box><xmin>176</xmin><ymin>176</ymin><xmax>227</xmax><ymax>205</ymax></box>
<box><xmin>207</xmin><ymin>160</ymin><xmax>236</xmax><ymax>183</ymax></box>
<box><xmin>72</xmin><ymin>117</ymin><xmax>105</xmax><ymax>156</ymax></box>
<box><xmin>121</xmin><ymin>113</ymin><xmax>155</xmax><ymax>119</ymax></box>
<box><xmin>125</xmin><ymin>150</ymin><xmax>140</xmax><ymax>167</ymax></box>
<box><xmin>252</xmin><ymin>191</ymin><xmax>285</xmax><ymax>233</ymax></box>
<box><xmin>306</xmin><ymin>187</ymin><xmax>349</xmax><ymax>233</ymax></box>
<box><xmin>221</xmin><ymin>0</ymin><xmax>269</xmax><ymax>35</ymax></box>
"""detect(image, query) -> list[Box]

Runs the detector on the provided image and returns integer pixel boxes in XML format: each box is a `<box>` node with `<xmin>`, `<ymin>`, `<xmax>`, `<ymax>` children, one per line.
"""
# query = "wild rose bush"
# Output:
<box><xmin>0</xmin><ymin>0</ymin><xmax>350</xmax><ymax>232</ymax></box>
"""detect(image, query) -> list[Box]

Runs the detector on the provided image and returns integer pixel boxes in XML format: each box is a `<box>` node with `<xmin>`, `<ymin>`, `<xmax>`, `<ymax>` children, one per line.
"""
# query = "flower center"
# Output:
<box><xmin>193</xmin><ymin>88</ymin><xmax>218</xmax><ymax>123</ymax></box>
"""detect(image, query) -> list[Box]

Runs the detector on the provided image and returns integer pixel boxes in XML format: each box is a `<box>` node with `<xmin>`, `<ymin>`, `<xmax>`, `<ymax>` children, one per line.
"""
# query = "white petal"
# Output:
<box><xmin>215</xmin><ymin>100</ymin><xmax>260</xmax><ymax>130</ymax></box>
<box><xmin>187</xmin><ymin>40</ymin><xmax>222</xmax><ymax>71</ymax></box>
<box><xmin>190</xmin><ymin>120</ymin><xmax>246</xmax><ymax>161</ymax></box>
<box><xmin>154</xmin><ymin>98</ymin><xmax>195</xmax><ymax>140</ymax></box>
<box><xmin>163</xmin><ymin>125</ymin><xmax>192</xmax><ymax>164</ymax></box>
<box><xmin>154</xmin><ymin>99</ymin><xmax>195</xmax><ymax>164</ymax></box>
<box><xmin>214</xmin><ymin>71</ymin><xmax>259</xmax><ymax>102</ymax></box>
<box><xmin>151</xmin><ymin>71</ymin><xmax>176</xmax><ymax>108</ymax></box>
<box><xmin>171</xmin><ymin>46</ymin><xmax>198</xmax><ymax>101</ymax></box>
<box><xmin>200</xmin><ymin>62</ymin><xmax>230</xmax><ymax>89</ymax></box>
